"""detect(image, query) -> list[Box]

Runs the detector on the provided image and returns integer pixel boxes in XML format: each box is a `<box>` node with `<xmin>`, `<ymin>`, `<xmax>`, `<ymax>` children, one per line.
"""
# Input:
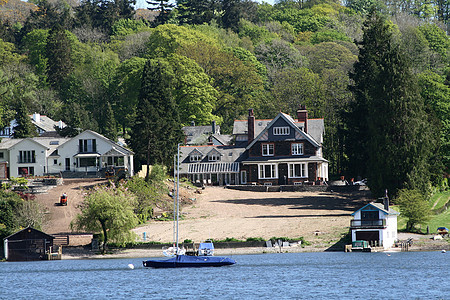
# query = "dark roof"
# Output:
<box><xmin>4</xmin><ymin>226</ymin><xmax>54</xmax><ymax>240</ymax></box>
<box><xmin>233</xmin><ymin>118</ymin><xmax>324</xmax><ymax>144</ymax></box>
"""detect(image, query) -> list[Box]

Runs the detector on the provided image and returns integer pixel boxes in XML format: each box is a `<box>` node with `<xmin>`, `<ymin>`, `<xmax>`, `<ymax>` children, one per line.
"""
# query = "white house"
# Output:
<box><xmin>0</xmin><ymin>130</ymin><xmax>134</xmax><ymax>178</ymax></box>
<box><xmin>350</xmin><ymin>200</ymin><xmax>399</xmax><ymax>249</ymax></box>
<box><xmin>0</xmin><ymin>113</ymin><xmax>66</xmax><ymax>138</ymax></box>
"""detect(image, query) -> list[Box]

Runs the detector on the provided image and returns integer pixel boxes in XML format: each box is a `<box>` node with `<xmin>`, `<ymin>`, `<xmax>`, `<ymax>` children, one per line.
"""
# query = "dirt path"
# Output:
<box><xmin>35</xmin><ymin>180</ymin><xmax>372</xmax><ymax>245</ymax></box>
<box><xmin>35</xmin><ymin>179</ymin><xmax>107</xmax><ymax>235</ymax></box>
<box><xmin>133</xmin><ymin>187</ymin><xmax>372</xmax><ymax>244</ymax></box>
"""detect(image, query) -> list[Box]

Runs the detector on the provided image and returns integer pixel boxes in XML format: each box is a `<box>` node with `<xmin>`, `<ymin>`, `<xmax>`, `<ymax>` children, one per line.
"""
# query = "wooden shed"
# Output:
<box><xmin>3</xmin><ymin>227</ymin><xmax>54</xmax><ymax>261</ymax></box>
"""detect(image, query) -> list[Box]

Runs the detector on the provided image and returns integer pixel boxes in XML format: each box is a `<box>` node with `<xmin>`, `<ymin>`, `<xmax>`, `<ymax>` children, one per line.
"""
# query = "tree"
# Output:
<box><xmin>346</xmin><ymin>10</ymin><xmax>436</xmax><ymax>197</ymax></box>
<box><xmin>71</xmin><ymin>184</ymin><xmax>139</xmax><ymax>254</ymax></box>
<box><xmin>129</xmin><ymin>58</ymin><xmax>183</xmax><ymax>180</ymax></box>
<box><xmin>102</xmin><ymin>101</ymin><xmax>117</xmax><ymax>141</ymax></box>
<box><xmin>13</xmin><ymin>99</ymin><xmax>36</xmax><ymax>138</ymax></box>
<box><xmin>396</xmin><ymin>189</ymin><xmax>431</xmax><ymax>232</ymax></box>
<box><xmin>46</xmin><ymin>25</ymin><xmax>73</xmax><ymax>91</ymax></box>
<box><xmin>177</xmin><ymin>0</ymin><xmax>219</xmax><ymax>25</ymax></box>
<box><xmin>221</xmin><ymin>0</ymin><xmax>241</xmax><ymax>32</ymax></box>
<box><xmin>147</xmin><ymin>0</ymin><xmax>175</xmax><ymax>26</ymax></box>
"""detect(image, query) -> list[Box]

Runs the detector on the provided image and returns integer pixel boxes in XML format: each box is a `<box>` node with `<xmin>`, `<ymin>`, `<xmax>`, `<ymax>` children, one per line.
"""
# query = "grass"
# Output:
<box><xmin>430</xmin><ymin>191</ymin><xmax>450</xmax><ymax>211</ymax></box>
<box><xmin>396</xmin><ymin>190</ymin><xmax>450</xmax><ymax>234</ymax></box>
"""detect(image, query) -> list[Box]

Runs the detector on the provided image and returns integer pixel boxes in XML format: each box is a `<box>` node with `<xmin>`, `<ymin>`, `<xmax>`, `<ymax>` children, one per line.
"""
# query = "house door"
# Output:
<box><xmin>65</xmin><ymin>158</ymin><xmax>70</xmax><ymax>171</ymax></box>
<box><xmin>356</xmin><ymin>231</ymin><xmax>380</xmax><ymax>244</ymax></box>
<box><xmin>278</xmin><ymin>163</ymin><xmax>288</xmax><ymax>185</ymax></box>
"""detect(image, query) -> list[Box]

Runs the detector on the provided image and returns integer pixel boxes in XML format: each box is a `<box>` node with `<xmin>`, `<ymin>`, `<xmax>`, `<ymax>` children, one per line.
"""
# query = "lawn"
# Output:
<box><xmin>396</xmin><ymin>191</ymin><xmax>450</xmax><ymax>234</ymax></box>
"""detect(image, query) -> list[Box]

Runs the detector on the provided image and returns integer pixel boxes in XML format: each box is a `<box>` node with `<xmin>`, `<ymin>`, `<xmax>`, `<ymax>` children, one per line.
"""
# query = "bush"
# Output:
<box><xmin>396</xmin><ymin>189</ymin><xmax>431</xmax><ymax>232</ymax></box>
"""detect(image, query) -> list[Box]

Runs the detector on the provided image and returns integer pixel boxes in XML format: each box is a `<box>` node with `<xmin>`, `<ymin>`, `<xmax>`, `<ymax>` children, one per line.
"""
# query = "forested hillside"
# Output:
<box><xmin>0</xmin><ymin>0</ymin><xmax>448</xmax><ymax>196</ymax></box>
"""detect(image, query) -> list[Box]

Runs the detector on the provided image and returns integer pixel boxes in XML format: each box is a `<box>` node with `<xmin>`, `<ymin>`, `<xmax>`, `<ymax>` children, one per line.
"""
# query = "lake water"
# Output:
<box><xmin>1</xmin><ymin>251</ymin><xmax>449</xmax><ymax>299</ymax></box>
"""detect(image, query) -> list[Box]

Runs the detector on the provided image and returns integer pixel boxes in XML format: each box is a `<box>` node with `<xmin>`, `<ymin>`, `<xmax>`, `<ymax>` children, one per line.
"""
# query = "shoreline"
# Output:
<box><xmin>61</xmin><ymin>241</ymin><xmax>450</xmax><ymax>260</ymax></box>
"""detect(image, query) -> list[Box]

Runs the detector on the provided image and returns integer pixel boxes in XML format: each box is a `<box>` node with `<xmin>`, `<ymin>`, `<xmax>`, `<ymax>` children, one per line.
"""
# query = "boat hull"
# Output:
<box><xmin>143</xmin><ymin>255</ymin><xmax>236</xmax><ymax>268</ymax></box>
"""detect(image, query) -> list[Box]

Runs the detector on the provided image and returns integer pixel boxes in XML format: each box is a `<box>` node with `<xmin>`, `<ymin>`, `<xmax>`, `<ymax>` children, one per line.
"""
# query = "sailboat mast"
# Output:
<box><xmin>173</xmin><ymin>155</ymin><xmax>176</xmax><ymax>247</ymax></box>
<box><xmin>176</xmin><ymin>143</ymin><xmax>180</xmax><ymax>254</ymax></box>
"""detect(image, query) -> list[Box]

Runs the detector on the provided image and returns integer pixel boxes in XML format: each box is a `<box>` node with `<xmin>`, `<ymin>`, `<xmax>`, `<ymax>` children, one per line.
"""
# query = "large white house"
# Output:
<box><xmin>0</xmin><ymin>130</ymin><xmax>134</xmax><ymax>179</ymax></box>
<box><xmin>350</xmin><ymin>200</ymin><xmax>399</xmax><ymax>249</ymax></box>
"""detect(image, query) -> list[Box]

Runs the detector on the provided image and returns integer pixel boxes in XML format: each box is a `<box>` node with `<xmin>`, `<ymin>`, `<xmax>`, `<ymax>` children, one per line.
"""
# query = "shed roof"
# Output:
<box><xmin>351</xmin><ymin>202</ymin><xmax>400</xmax><ymax>216</ymax></box>
<box><xmin>4</xmin><ymin>226</ymin><xmax>54</xmax><ymax>240</ymax></box>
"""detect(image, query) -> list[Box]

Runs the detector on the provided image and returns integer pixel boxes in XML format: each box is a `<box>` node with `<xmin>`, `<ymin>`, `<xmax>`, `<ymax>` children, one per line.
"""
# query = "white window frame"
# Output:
<box><xmin>273</xmin><ymin>127</ymin><xmax>290</xmax><ymax>135</ymax></box>
<box><xmin>190</xmin><ymin>154</ymin><xmax>202</xmax><ymax>162</ymax></box>
<box><xmin>288</xmin><ymin>163</ymin><xmax>307</xmax><ymax>178</ymax></box>
<box><xmin>258</xmin><ymin>164</ymin><xmax>278</xmax><ymax>179</ymax></box>
<box><xmin>262</xmin><ymin>143</ymin><xmax>274</xmax><ymax>156</ymax></box>
<box><xmin>208</xmin><ymin>154</ymin><xmax>220</xmax><ymax>162</ymax></box>
<box><xmin>291</xmin><ymin>143</ymin><xmax>304</xmax><ymax>155</ymax></box>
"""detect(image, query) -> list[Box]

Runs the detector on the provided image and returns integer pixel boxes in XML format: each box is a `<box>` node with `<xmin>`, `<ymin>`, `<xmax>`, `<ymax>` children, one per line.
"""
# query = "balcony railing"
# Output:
<box><xmin>17</xmin><ymin>156</ymin><xmax>36</xmax><ymax>164</ymax></box>
<box><xmin>350</xmin><ymin>219</ymin><xmax>386</xmax><ymax>228</ymax></box>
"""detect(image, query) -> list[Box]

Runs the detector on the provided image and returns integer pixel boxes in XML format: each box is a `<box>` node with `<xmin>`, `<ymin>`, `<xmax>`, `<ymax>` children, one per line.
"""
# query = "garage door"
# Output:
<box><xmin>356</xmin><ymin>231</ymin><xmax>380</xmax><ymax>243</ymax></box>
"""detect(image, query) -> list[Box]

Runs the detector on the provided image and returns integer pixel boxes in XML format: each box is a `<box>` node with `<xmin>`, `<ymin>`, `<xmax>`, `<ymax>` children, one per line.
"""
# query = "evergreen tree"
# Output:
<box><xmin>13</xmin><ymin>99</ymin><xmax>36</xmax><ymax>138</ymax></box>
<box><xmin>177</xmin><ymin>0</ymin><xmax>219</xmax><ymax>25</ymax></box>
<box><xmin>102</xmin><ymin>101</ymin><xmax>118</xmax><ymax>141</ymax></box>
<box><xmin>130</xmin><ymin>58</ymin><xmax>183</xmax><ymax>181</ymax></box>
<box><xmin>221</xmin><ymin>0</ymin><xmax>241</xmax><ymax>32</ymax></box>
<box><xmin>346</xmin><ymin>10</ymin><xmax>437</xmax><ymax>197</ymax></box>
<box><xmin>46</xmin><ymin>25</ymin><xmax>73</xmax><ymax>91</ymax></box>
<box><xmin>147</xmin><ymin>0</ymin><xmax>175</xmax><ymax>26</ymax></box>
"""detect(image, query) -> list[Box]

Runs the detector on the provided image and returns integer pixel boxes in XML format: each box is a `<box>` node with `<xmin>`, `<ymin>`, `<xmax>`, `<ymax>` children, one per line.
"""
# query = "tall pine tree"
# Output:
<box><xmin>46</xmin><ymin>25</ymin><xmax>73</xmax><ymax>91</ymax></box>
<box><xmin>346</xmin><ymin>10</ymin><xmax>437</xmax><ymax>197</ymax></box>
<box><xmin>130</xmin><ymin>58</ymin><xmax>183</xmax><ymax>181</ymax></box>
<box><xmin>13</xmin><ymin>99</ymin><xmax>36</xmax><ymax>138</ymax></box>
<box><xmin>147</xmin><ymin>0</ymin><xmax>175</xmax><ymax>27</ymax></box>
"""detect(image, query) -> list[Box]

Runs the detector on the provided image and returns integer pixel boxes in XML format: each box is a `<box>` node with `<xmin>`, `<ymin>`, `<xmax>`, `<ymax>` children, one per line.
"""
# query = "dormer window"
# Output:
<box><xmin>273</xmin><ymin>127</ymin><xmax>290</xmax><ymax>135</ymax></box>
<box><xmin>291</xmin><ymin>143</ymin><xmax>303</xmax><ymax>155</ymax></box>
<box><xmin>262</xmin><ymin>143</ymin><xmax>274</xmax><ymax>156</ymax></box>
<box><xmin>208</xmin><ymin>154</ymin><xmax>220</xmax><ymax>161</ymax></box>
<box><xmin>190</xmin><ymin>154</ymin><xmax>202</xmax><ymax>162</ymax></box>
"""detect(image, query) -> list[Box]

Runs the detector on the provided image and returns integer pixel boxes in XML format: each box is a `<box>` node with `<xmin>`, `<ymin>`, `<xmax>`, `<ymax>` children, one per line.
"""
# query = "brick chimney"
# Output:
<box><xmin>383</xmin><ymin>189</ymin><xmax>389</xmax><ymax>211</ymax></box>
<box><xmin>297</xmin><ymin>105</ymin><xmax>308</xmax><ymax>133</ymax></box>
<box><xmin>248</xmin><ymin>108</ymin><xmax>255</xmax><ymax>144</ymax></box>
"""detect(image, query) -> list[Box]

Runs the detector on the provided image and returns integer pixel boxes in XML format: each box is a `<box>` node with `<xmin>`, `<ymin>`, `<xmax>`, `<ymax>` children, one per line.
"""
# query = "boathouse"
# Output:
<box><xmin>3</xmin><ymin>227</ymin><xmax>55</xmax><ymax>261</ymax></box>
<box><xmin>350</xmin><ymin>198</ymin><xmax>399</xmax><ymax>249</ymax></box>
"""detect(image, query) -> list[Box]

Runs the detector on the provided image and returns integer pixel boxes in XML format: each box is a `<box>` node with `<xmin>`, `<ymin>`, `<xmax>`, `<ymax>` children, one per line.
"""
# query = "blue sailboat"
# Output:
<box><xmin>143</xmin><ymin>145</ymin><xmax>236</xmax><ymax>268</ymax></box>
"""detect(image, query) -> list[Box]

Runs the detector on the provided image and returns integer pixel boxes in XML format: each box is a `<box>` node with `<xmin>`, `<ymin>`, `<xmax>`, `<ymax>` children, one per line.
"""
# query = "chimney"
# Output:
<box><xmin>248</xmin><ymin>108</ymin><xmax>255</xmax><ymax>144</ymax></box>
<box><xmin>212</xmin><ymin>120</ymin><xmax>216</xmax><ymax>134</ymax></box>
<box><xmin>297</xmin><ymin>105</ymin><xmax>308</xmax><ymax>133</ymax></box>
<box><xmin>58</xmin><ymin>120</ymin><xmax>64</xmax><ymax>129</ymax></box>
<box><xmin>383</xmin><ymin>189</ymin><xmax>389</xmax><ymax>211</ymax></box>
<box><xmin>191</xmin><ymin>121</ymin><xmax>195</xmax><ymax>126</ymax></box>
<box><xmin>32</xmin><ymin>113</ymin><xmax>40</xmax><ymax>123</ymax></box>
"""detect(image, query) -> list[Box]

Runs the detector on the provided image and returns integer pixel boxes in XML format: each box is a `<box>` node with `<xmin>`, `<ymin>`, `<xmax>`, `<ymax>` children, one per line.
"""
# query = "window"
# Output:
<box><xmin>288</xmin><ymin>163</ymin><xmax>307</xmax><ymax>178</ymax></box>
<box><xmin>53</xmin><ymin>159</ymin><xmax>58</xmax><ymax>165</ymax></box>
<box><xmin>291</xmin><ymin>143</ymin><xmax>304</xmax><ymax>155</ymax></box>
<box><xmin>79</xmin><ymin>157</ymin><xmax>97</xmax><ymax>167</ymax></box>
<box><xmin>190</xmin><ymin>154</ymin><xmax>202</xmax><ymax>162</ymax></box>
<box><xmin>19</xmin><ymin>151</ymin><xmax>35</xmax><ymax>163</ymax></box>
<box><xmin>79</xmin><ymin>139</ymin><xmax>97</xmax><ymax>153</ymax></box>
<box><xmin>208</xmin><ymin>154</ymin><xmax>220</xmax><ymax>161</ymax></box>
<box><xmin>273</xmin><ymin>127</ymin><xmax>290</xmax><ymax>135</ymax></box>
<box><xmin>258</xmin><ymin>164</ymin><xmax>277</xmax><ymax>179</ymax></box>
<box><xmin>262</xmin><ymin>143</ymin><xmax>274</xmax><ymax>156</ymax></box>
<box><xmin>107</xmin><ymin>156</ymin><xmax>125</xmax><ymax>166</ymax></box>
<box><xmin>0</xmin><ymin>152</ymin><xmax>3</xmax><ymax>159</ymax></box>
